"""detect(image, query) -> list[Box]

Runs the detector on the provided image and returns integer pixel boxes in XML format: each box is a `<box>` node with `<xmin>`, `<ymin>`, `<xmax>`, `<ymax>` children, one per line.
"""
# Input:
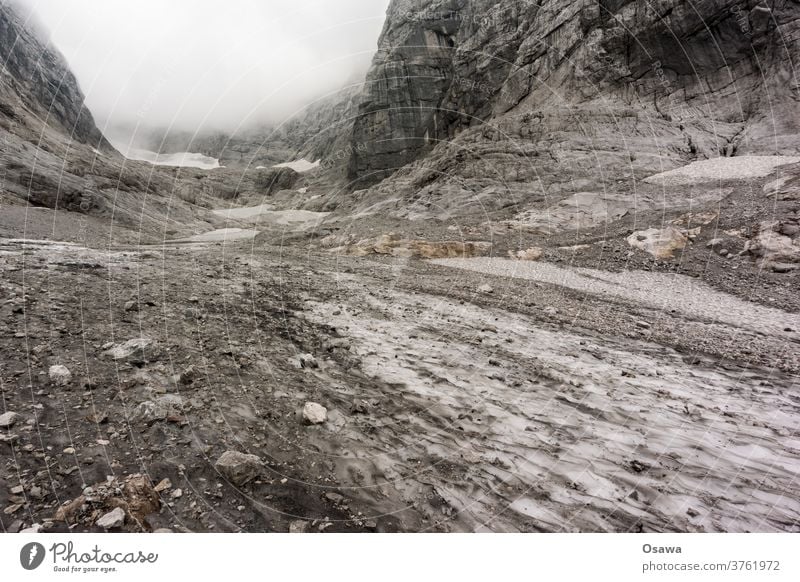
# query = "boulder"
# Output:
<box><xmin>96</xmin><ymin>507</ymin><xmax>125</xmax><ymax>529</ymax></box>
<box><xmin>627</xmin><ymin>227</ymin><xmax>688</xmax><ymax>259</ymax></box>
<box><xmin>48</xmin><ymin>365</ymin><xmax>72</xmax><ymax>386</ymax></box>
<box><xmin>104</xmin><ymin>338</ymin><xmax>157</xmax><ymax>363</ymax></box>
<box><xmin>214</xmin><ymin>451</ymin><xmax>262</xmax><ymax>486</ymax></box>
<box><xmin>302</xmin><ymin>402</ymin><xmax>328</xmax><ymax>425</ymax></box>
<box><xmin>0</xmin><ymin>411</ymin><xmax>19</xmax><ymax>429</ymax></box>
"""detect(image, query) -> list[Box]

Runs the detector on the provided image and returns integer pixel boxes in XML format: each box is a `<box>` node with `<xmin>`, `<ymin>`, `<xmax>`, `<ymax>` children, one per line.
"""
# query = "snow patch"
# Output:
<box><xmin>645</xmin><ymin>156</ymin><xmax>800</xmax><ymax>186</ymax></box>
<box><xmin>272</xmin><ymin>159</ymin><xmax>320</xmax><ymax>173</ymax></box>
<box><xmin>111</xmin><ymin>141</ymin><xmax>220</xmax><ymax>170</ymax></box>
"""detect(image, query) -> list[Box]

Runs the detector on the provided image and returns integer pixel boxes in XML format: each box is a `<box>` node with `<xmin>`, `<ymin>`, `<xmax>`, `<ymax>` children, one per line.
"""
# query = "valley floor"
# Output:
<box><xmin>1</xmin><ymin>226</ymin><xmax>798</xmax><ymax>533</ymax></box>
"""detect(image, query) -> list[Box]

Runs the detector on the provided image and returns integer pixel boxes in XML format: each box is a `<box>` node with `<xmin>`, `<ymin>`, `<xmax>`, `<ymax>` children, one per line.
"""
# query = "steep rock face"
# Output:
<box><xmin>0</xmin><ymin>1</ymin><xmax>107</xmax><ymax>147</ymax></box>
<box><xmin>348</xmin><ymin>0</ymin><xmax>800</xmax><ymax>190</ymax></box>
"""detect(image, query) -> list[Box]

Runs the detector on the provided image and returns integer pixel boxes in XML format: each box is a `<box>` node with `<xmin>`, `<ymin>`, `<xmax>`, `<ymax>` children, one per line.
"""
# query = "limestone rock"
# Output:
<box><xmin>302</xmin><ymin>402</ymin><xmax>328</xmax><ymax>425</ymax></box>
<box><xmin>627</xmin><ymin>227</ymin><xmax>688</xmax><ymax>260</ymax></box>
<box><xmin>0</xmin><ymin>411</ymin><xmax>19</xmax><ymax>429</ymax></box>
<box><xmin>96</xmin><ymin>507</ymin><xmax>125</xmax><ymax>529</ymax></box>
<box><xmin>48</xmin><ymin>365</ymin><xmax>72</xmax><ymax>386</ymax></box>
<box><xmin>215</xmin><ymin>451</ymin><xmax>262</xmax><ymax>486</ymax></box>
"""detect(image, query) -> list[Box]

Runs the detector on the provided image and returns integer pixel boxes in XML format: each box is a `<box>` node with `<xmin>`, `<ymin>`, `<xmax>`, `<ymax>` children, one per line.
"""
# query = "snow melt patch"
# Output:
<box><xmin>645</xmin><ymin>155</ymin><xmax>800</xmax><ymax>186</ymax></box>
<box><xmin>111</xmin><ymin>141</ymin><xmax>220</xmax><ymax>170</ymax></box>
<box><xmin>181</xmin><ymin>228</ymin><xmax>259</xmax><ymax>243</ymax></box>
<box><xmin>272</xmin><ymin>159</ymin><xmax>320</xmax><ymax>173</ymax></box>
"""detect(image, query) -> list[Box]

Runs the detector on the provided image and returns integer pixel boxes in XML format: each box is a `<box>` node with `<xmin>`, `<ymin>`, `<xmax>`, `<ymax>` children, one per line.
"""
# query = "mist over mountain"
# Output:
<box><xmin>15</xmin><ymin>0</ymin><xmax>390</xmax><ymax>133</ymax></box>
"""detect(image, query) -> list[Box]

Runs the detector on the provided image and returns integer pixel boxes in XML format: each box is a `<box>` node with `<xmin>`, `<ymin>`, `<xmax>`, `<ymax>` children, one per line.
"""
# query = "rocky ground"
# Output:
<box><xmin>1</xmin><ymin>158</ymin><xmax>799</xmax><ymax>532</ymax></box>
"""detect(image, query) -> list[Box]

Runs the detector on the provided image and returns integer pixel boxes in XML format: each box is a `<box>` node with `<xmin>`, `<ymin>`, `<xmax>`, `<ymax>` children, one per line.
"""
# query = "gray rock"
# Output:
<box><xmin>0</xmin><ymin>411</ymin><xmax>19</xmax><ymax>429</ymax></box>
<box><xmin>130</xmin><ymin>395</ymin><xmax>183</xmax><ymax>424</ymax></box>
<box><xmin>289</xmin><ymin>520</ymin><xmax>309</xmax><ymax>533</ymax></box>
<box><xmin>104</xmin><ymin>338</ymin><xmax>157</xmax><ymax>363</ymax></box>
<box><xmin>48</xmin><ymin>365</ymin><xmax>72</xmax><ymax>386</ymax></box>
<box><xmin>302</xmin><ymin>402</ymin><xmax>328</xmax><ymax>425</ymax></box>
<box><xmin>289</xmin><ymin>353</ymin><xmax>319</xmax><ymax>370</ymax></box>
<box><xmin>477</xmin><ymin>284</ymin><xmax>494</xmax><ymax>294</ymax></box>
<box><xmin>96</xmin><ymin>507</ymin><xmax>125</xmax><ymax>529</ymax></box>
<box><xmin>214</xmin><ymin>451</ymin><xmax>262</xmax><ymax>486</ymax></box>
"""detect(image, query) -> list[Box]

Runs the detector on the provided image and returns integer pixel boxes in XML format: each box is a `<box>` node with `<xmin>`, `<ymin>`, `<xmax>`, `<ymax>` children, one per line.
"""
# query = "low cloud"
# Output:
<box><xmin>17</xmin><ymin>0</ymin><xmax>390</xmax><ymax>133</ymax></box>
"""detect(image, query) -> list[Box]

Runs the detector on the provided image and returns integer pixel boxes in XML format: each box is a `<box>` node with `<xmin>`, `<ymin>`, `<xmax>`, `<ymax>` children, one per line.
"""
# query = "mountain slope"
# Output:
<box><xmin>346</xmin><ymin>0</ymin><xmax>800</xmax><ymax>198</ymax></box>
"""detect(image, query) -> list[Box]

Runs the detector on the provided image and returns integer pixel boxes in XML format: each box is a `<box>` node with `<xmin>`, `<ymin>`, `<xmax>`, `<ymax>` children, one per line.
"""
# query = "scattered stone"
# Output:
<box><xmin>511</xmin><ymin>247</ymin><xmax>543</xmax><ymax>261</ymax></box>
<box><xmin>635</xmin><ymin>321</ymin><xmax>651</xmax><ymax>329</ymax></box>
<box><xmin>123</xmin><ymin>300</ymin><xmax>138</xmax><ymax>312</ymax></box>
<box><xmin>48</xmin><ymin>365</ymin><xmax>72</xmax><ymax>386</ymax></box>
<box><xmin>53</xmin><ymin>495</ymin><xmax>87</xmax><ymax>522</ymax></box>
<box><xmin>477</xmin><ymin>284</ymin><xmax>494</xmax><ymax>294</ymax></box>
<box><xmin>771</xmin><ymin>262</ymin><xmax>798</xmax><ymax>273</ymax></box>
<box><xmin>63</xmin><ymin>447</ymin><xmax>75</xmax><ymax>455</ymax></box>
<box><xmin>325</xmin><ymin>492</ymin><xmax>345</xmax><ymax>504</ymax></box>
<box><xmin>96</xmin><ymin>507</ymin><xmax>125</xmax><ymax>529</ymax></box>
<box><xmin>104</xmin><ymin>338</ymin><xmax>157</xmax><ymax>363</ymax></box>
<box><xmin>289</xmin><ymin>520</ymin><xmax>309</xmax><ymax>533</ymax></box>
<box><xmin>0</xmin><ymin>411</ymin><xmax>19</xmax><ymax>429</ymax></box>
<box><xmin>170</xmin><ymin>488</ymin><xmax>183</xmax><ymax>499</ymax></box>
<box><xmin>706</xmin><ymin>238</ymin><xmax>724</xmax><ymax>249</ymax></box>
<box><xmin>290</xmin><ymin>353</ymin><xmax>319</xmax><ymax>369</ymax></box>
<box><xmin>627</xmin><ymin>227</ymin><xmax>687</xmax><ymax>259</ymax></box>
<box><xmin>302</xmin><ymin>402</ymin><xmax>328</xmax><ymax>425</ymax></box>
<box><xmin>130</xmin><ymin>394</ymin><xmax>183</xmax><ymax>424</ymax></box>
<box><xmin>214</xmin><ymin>451</ymin><xmax>262</xmax><ymax>486</ymax></box>
<box><xmin>178</xmin><ymin>365</ymin><xmax>198</xmax><ymax>385</ymax></box>
<box><xmin>154</xmin><ymin>478</ymin><xmax>172</xmax><ymax>493</ymax></box>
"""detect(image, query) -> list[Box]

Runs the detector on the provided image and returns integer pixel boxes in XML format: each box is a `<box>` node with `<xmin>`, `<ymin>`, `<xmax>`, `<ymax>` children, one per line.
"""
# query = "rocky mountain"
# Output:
<box><xmin>0</xmin><ymin>1</ymin><xmax>107</xmax><ymax>147</ymax></box>
<box><xmin>0</xmin><ymin>1</ymin><xmax>228</xmax><ymax>243</ymax></box>
<box><xmin>345</xmin><ymin>0</ymin><xmax>800</xmax><ymax>208</ymax></box>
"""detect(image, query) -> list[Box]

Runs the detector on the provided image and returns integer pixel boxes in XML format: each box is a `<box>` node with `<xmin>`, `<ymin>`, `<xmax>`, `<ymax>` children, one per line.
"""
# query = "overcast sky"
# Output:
<box><xmin>15</xmin><ymin>0</ymin><xmax>390</xmax><ymax>133</ymax></box>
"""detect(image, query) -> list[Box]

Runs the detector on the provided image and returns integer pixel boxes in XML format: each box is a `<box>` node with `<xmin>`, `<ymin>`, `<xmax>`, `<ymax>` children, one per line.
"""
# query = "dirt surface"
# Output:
<box><xmin>1</xmin><ymin>199</ymin><xmax>798</xmax><ymax>532</ymax></box>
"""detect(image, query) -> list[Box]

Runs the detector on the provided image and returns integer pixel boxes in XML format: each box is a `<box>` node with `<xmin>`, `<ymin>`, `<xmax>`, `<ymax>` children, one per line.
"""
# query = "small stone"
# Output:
<box><xmin>10</xmin><ymin>485</ymin><xmax>24</xmax><ymax>495</ymax></box>
<box><xmin>302</xmin><ymin>402</ymin><xmax>328</xmax><ymax>425</ymax></box>
<box><xmin>477</xmin><ymin>284</ymin><xmax>493</xmax><ymax>294</ymax></box>
<box><xmin>3</xmin><ymin>503</ymin><xmax>23</xmax><ymax>515</ymax></box>
<box><xmin>104</xmin><ymin>338</ymin><xmax>157</xmax><ymax>363</ymax></box>
<box><xmin>96</xmin><ymin>507</ymin><xmax>125</xmax><ymax>529</ymax></box>
<box><xmin>154</xmin><ymin>478</ymin><xmax>172</xmax><ymax>493</ymax></box>
<box><xmin>635</xmin><ymin>321</ymin><xmax>651</xmax><ymax>329</ymax></box>
<box><xmin>214</xmin><ymin>451</ymin><xmax>262</xmax><ymax>486</ymax></box>
<box><xmin>63</xmin><ymin>447</ymin><xmax>75</xmax><ymax>455</ymax></box>
<box><xmin>289</xmin><ymin>520</ymin><xmax>309</xmax><ymax>533</ymax></box>
<box><xmin>124</xmin><ymin>300</ymin><xmax>138</xmax><ymax>312</ymax></box>
<box><xmin>325</xmin><ymin>492</ymin><xmax>344</xmax><ymax>504</ymax></box>
<box><xmin>771</xmin><ymin>262</ymin><xmax>798</xmax><ymax>273</ymax></box>
<box><xmin>0</xmin><ymin>411</ymin><xmax>19</xmax><ymax>429</ymax></box>
<box><xmin>48</xmin><ymin>365</ymin><xmax>72</xmax><ymax>386</ymax></box>
<box><xmin>170</xmin><ymin>488</ymin><xmax>183</xmax><ymax>499</ymax></box>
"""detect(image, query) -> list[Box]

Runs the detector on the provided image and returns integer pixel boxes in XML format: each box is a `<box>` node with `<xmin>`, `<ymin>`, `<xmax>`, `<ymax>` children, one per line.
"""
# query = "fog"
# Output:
<box><xmin>15</xmin><ymin>0</ymin><xmax>390</xmax><ymax>134</ymax></box>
